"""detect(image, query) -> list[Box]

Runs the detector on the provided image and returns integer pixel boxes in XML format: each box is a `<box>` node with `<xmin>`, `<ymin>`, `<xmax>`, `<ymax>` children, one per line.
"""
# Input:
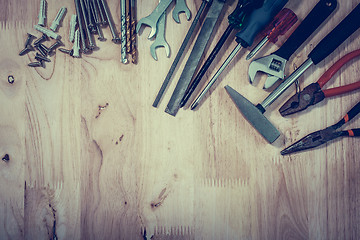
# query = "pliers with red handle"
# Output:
<box><xmin>279</xmin><ymin>49</ymin><xmax>360</xmax><ymax>116</ymax></box>
<box><xmin>281</xmin><ymin>101</ymin><xmax>360</xmax><ymax>155</ymax></box>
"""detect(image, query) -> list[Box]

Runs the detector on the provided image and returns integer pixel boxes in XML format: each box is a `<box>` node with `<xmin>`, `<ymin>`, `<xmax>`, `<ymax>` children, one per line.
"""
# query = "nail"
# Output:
<box><xmin>99</xmin><ymin>0</ymin><xmax>120</xmax><ymax>43</ymax></box>
<box><xmin>34</xmin><ymin>44</ymin><xmax>48</xmax><ymax>56</ymax></box>
<box><xmin>58</xmin><ymin>48</ymin><xmax>74</xmax><ymax>56</ymax></box>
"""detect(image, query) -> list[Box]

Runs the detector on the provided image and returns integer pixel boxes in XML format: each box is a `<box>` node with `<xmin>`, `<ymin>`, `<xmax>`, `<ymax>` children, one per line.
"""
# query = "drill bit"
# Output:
<box><xmin>130</xmin><ymin>0</ymin><xmax>137</xmax><ymax>63</ymax></box>
<box><xmin>121</xmin><ymin>0</ymin><xmax>128</xmax><ymax>63</ymax></box>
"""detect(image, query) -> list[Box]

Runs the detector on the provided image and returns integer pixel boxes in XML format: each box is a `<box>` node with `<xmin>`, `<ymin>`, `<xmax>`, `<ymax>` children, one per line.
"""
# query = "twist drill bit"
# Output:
<box><xmin>130</xmin><ymin>0</ymin><xmax>137</xmax><ymax>63</ymax></box>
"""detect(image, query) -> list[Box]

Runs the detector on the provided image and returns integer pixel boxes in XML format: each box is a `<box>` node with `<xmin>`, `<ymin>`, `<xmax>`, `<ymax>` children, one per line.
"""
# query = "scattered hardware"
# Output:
<box><xmin>50</xmin><ymin>7</ymin><xmax>67</xmax><ymax>32</ymax></box>
<box><xmin>281</xmin><ymin>101</ymin><xmax>360</xmax><ymax>155</ymax></box>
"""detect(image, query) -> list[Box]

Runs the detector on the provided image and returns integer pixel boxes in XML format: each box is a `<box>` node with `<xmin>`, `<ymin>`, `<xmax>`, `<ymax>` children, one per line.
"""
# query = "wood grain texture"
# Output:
<box><xmin>0</xmin><ymin>0</ymin><xmax>359</xmax><ymax>239</ymax></box>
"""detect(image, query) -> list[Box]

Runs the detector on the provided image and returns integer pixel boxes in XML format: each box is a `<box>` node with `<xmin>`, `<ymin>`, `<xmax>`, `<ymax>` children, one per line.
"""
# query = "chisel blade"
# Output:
<box><xmin>225</xmin><ymin>85</ymin><xmax>280</xmax><ymax>143</ymax></box>
<box><xmin>165</xmin><ymin>0</ymin><xmax>227</xmax><ymax>116</ymax></box>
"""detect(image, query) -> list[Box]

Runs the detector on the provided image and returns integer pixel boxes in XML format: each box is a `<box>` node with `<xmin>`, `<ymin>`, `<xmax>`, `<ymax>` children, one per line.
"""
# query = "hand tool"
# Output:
<box><xmin>150</xmin><ymin>10</ymin><xmax>170</xmax><ymax>61</ymax></box>
<box><xmin>152</xmin><ymin>0</ymin><xmax>211</xmax><ymax>107</ymax></box>
<box><xmin>179</xmin><ymin>0</ymin><xmax>265</xmax><ymax>108</ymax></box>
<box><xmin>121</xmin><ymin>0</ymin><xmax>128</xmax><ymax>63</ymax></box>
<box><xmin>280</xmin><ymin>49</ymin><xmax>360</xmax><ymax>116</ymax></box>
<box><xmin>136</xmin><ymin>0</ymin><xmax>173</xmax><ymax>39</ymax></box>
<box><xmin>245</xmin><ymin>8</ymin><xmax>297</xmax><ymax>60</ymax></box>
<box><xmin>225</xmin><ymin>3</ymin><xmax>360</xmax><ymax>143</ymax></box>
<box><xmin>164</xmin><ymin>0</ymin><xmax>229</xmax><ymax>115</ymax></box>
<box><xmin>130</xmin><ymin>0</ymin><xmax>137</xmax><ymax>63</ymax></box>
<box><xmin>191</xmin><ymin>0</ymin><xmax>288</xmax><ymax>111</ymax></box>
<box><xmin>172</xmin><ymin>0</ymin><xmax>191</xmax><ymax>23</ymax></box>
<box><xmin>248</xmin><ymin>0</ymin><xmax>337</xmax><ymax>89</ymax></box>
<box><xmin>281</xmin><ymin>101</ymin><xmax>360</xmax><ymax>155</ymax></box>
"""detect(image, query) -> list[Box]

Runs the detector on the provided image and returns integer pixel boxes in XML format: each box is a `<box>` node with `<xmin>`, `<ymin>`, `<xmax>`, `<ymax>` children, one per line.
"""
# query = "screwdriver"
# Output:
<box><xmin>245</xmin><ymin>8</ymin><xmax>297</xmax><ymax>60</ymax></box>
<box><xmin>178</xmin><ymin>0</ymin><xmax>265</xmax><ymax>108</ymax></box>
<box><xmin>190</xmin><ymin>0</ymin><xmax>288</xmax><ymax>110</ymax></box>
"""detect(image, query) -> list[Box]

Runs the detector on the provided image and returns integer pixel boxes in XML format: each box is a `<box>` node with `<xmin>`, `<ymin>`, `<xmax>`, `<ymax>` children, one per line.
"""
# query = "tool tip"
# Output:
<box><xmin>245</xmin><ymin>53</ymin><xmax>253</xmax><ymax>61</ymax></box>
<box><xmin>190</xmin><ymin>102</ymin><xmax>198</xmax><ymax>111</ymax></box>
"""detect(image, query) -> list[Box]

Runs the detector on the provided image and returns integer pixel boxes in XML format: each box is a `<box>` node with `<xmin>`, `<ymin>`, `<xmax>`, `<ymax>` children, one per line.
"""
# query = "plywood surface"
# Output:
<box><xmin>0</xmin><ymin>0</ymin><xmax>359</xmax><ymax>239</ymax></box>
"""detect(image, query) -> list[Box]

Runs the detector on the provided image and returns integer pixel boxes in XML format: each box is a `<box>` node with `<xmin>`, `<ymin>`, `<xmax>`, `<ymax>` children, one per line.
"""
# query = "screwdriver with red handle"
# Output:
<box><xmin>246</xmin><ymin>8</ymin><xmax>297</xmax><ymax>60</ymax></box>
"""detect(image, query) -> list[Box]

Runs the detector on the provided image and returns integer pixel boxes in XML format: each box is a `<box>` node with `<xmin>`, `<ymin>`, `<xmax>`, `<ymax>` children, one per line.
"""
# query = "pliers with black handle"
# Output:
<box><xmin>279</xmin><ymin>49</ymin><xmax>360</xmax><ymax>116</ymax></box>
<box><xmin>281</xmin><ymin>101</ymin><xmax>360</xmax><ymax>155</ymax></box>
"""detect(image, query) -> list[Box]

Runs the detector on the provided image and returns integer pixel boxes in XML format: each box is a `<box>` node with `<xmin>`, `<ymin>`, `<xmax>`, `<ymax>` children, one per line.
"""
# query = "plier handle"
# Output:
<box><xmin>279</xmin><ymin>49</ymin><xmax>360</xmax><ymax>116</ymax></box>
<box><xmin>281</xmin><ymin>101</ymin><xmax>360</xmax><ymax>155</ymax></box>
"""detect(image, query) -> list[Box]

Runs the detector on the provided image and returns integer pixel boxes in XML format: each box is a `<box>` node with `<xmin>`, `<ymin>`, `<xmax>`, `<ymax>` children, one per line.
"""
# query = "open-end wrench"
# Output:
<box><xmin>136</xmin><ymin>0</ymin><xmax>173</xmax><ymax>39</ymax></box>
<box><xmin>172</xmin><ymin>0</ymin><xmax>191</xmax><ymax>23</ymax></box>
<box><xmin>150</xmin><ymin>11</ymin><xmax>170</xmax><ymax>60</ymax></box>
<box><xmin>248</xmin><ymin>0</ymin><xmax>337</xmax><ymax>89</ymax></box>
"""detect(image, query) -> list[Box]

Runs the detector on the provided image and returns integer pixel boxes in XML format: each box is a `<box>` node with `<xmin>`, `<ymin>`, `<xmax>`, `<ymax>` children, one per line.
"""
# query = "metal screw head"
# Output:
<box><xmin>58</xmin><ymin>48</ymin><xmax>74</xmax><ymax>56</ymax></box>
<box><xmin>2</xmin><ymin>154</ymin><xmax>10</xmax><ymax>162</ymax></box>
<box><xmin>19</xmin><ymin>45</ymin><xmax>34</xmax><ymax>56</ymax></box>
<box><xmin>25</xmin><ymin>33</ymin><xmax>36</xmax><ymax>47</ymax></box>
<box><xmin>8</xmin><ymin>75</ymin><xmax>15</xmax><ymax>84</ymax></box>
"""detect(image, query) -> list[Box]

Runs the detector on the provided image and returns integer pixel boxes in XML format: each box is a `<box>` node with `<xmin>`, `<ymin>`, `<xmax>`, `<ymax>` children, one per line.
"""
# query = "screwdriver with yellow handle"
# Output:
<box><xmin>190</xmin><ymin>0</ymin><xmax>289</xmax><ymax>110</ymax></box>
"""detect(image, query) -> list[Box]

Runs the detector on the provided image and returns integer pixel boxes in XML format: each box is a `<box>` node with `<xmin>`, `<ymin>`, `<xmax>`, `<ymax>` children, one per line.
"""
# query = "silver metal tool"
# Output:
<box><xmin>136</xmin><ymin>0</ymin><xmax>173</xmax><ymax>39</ymax></box>
<box><xmin>150</xmin><ymin>10</ymin><xmax>170</xmax><ymax>61</ymax></box>
<box><xmin>248</xmin><ymin>0</ymin><xmax>337</xmax><ymax>89</ymax></box>
<box><xmin>121</xmin><ymin>0</ymin><xmax>128</xmax><ymax>63</ymax></box>
<box><xmin>172</xmin><ymin>0</ymin><xmax>191</xmax><ymax>23</ymax></box>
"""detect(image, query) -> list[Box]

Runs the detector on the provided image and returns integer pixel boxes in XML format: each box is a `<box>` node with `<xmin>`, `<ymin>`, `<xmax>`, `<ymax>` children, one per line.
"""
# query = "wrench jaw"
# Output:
<box><xmin>150</xmin><ymin>43</ymin><xmax>171</xmax><ymax>61</ymax></box>
<box><xmin>172</xmin><ymin>7</ymin><xmax>191</xmax><ymax>23</ymax></box>
<box><xmin>136</xmin><ymin>19</ymin><xmax>158</xmax><ymax>39</ymax></box>
<box><xmin>248</xmin><ymin>54</ymin><xmax>286</xmax><ymax>87</ymax></box>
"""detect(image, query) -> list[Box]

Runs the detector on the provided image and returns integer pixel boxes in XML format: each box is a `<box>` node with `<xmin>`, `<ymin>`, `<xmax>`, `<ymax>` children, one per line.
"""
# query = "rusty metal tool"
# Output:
<box><xmin>281</xmin><ymin>101</ymin><xmax>360</xmax><ymax>155</ymax></box>
<box><xmin>248</xmin><ymin>0</ymin><xmax>337</xmax><ymax>89</ymax></box>
<box><xmin>226</xmin><ymin>3</ymin><xmax>360</xmax><ymax>143</ymax></box>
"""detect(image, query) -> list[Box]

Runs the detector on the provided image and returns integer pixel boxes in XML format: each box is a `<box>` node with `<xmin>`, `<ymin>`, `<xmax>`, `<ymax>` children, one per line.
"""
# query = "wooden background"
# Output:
<box><xmin>0</xmin><ymin>0</ymin><xmax>359</xmax><ymax>239</ymax></box>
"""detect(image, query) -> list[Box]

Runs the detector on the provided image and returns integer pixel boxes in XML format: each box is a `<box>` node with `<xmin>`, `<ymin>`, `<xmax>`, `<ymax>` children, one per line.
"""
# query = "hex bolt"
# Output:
<box><xmin>74</xmin><ymin>0</ymin><xmax>90</xmax><ymax>53</ymax></box>
<box><xmin>28</xmin><ymin>61</ymin><xmax>44</xmax><ymax>68</ymax></box>
<box><xmin>8</xmin><ymin>75</ymin><xmax>15</xmax><ymax>84</ymax></box>
<box><xmin>99</xmin><ymin>0</ymin><xmax>120</xmax><ymax>43</ymax></box>
<box><xmin>38</xmin><ymin>0</ymin><xmax>47</xmax><ymax>26</ymax></box>
<box><xmin>34</xmin><ymin>25</ymin><xmax>60</xmax><ymax>39</ymax></box>
<box><xmin>79</xmin><ymin>0</ymin><xmax>96</xmax><ymax>49</ymax></box>
<box><xmin>34</xmin><ymin>34</ymin><xmax>49</xmax><ymax>45</ymax></box>
<box><xmin>69</xmin><ymin>15</ymin><xmax>77</xmax><ymax>42</ymax></box>
<box><xmin>72</xmin><ymin>29</ymin><xmax>81</xmax><ymax>58</ymax></box>
<box><xmin>35</xmin><ymin>52</ymin><xmax>51</xmax><ymax>62</ymax></box>
<box><xmin>47</xmin><ymin>40</ymin><xmax>63</xmax><ymax>54</ymax></box>
<box><xmin>50</xmin><ymin>7</ymin><xmax>67</xmax><ymax>32</ymax></box>
<box><xmin>24</xmin><ymin>33</ymin><xmax>36</xmax><ymax>47</ymax></box>
<box><xmin>58</xmin><ymin>48</ymin><xmax>74</xmax><ymax>56</ymax></box>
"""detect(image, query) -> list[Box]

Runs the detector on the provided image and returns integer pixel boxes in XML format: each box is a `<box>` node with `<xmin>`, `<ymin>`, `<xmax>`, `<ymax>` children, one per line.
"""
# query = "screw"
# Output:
<box><xmin>24</xmin><ymin>33</ymin><xmax>36</xmax><ymax>47</ymax></box>
<box><xmin>34</xmin><ymin>25</ymin><xmax>60</xmax><ymax>40</ymax></box>
<box><xmin>50</xmin><ymin>7</ymin><xmax>67</xmax><ymax>32</ymax></box>
<box><xmin>38</xmin><ymin>0</ymin><xmax>46</xmax><ymax>26</ymax></box>
<box><xmin>69</xmin><ymin>15</ymin><xmax>77</xmax><ymax>42</ymax></box>
<box><xmin>47</xmin><ymin>40</ymin><xmax>63</xmax><ymax>54</ymax></box>
<box><xmin>58</xmin><ymin>48</ymin><xmax>74</xmax><ymax>56</ymax></box>
<box><xmin>90</xmin><ymin>0</ymin><xmax>101</xmax><ymax>25</ymax></box>
<box><xmin>35</xmin><ymin>52</ymin><xmax>51</xmax><ymax>62</ymax></box>
<box><xmin>2</xmin><ymin>154</ymin><xmax>10</xmax><ymax>162</ymax></box>
<box><xmin>28</xmin><ymin>61</ymin><xmax>44</xmax><ymax>68</ymax></box>
<box><xmin>99</xmin><ymin>0</ymin><xmax>120</xmax><ymax>43</ymax></box>
<box><xmin>95</xmin><ymin>0</ymin><xmax>107</xmax><ymax>25</ymax></box>
<box><xmin>34</xmin><ymin>34</ymin><xmax>49</xmax><ymax>45</ymax></box>
<box><xmin>8</xmin><ymin>75</ymin><xmax>15</xmax><ymax>84</ymax></box>
<box><xmin>34</xmin><ymin>43</ymin><xmax>48</xmax><ymax>56</ymax></box>
<box><xmin>19</xmin><ymin>45</ymin><xmax>34</xmax><ymax>56</ymax></box>
<box><xmin>74</xmin><ymin>0</ymin><xmax>90</xmax><ymax>53</ymax></box>
<box><xmin>79</xmin><ymin>0</ymin><xmax>96</xmax><ymax>50</ymax></box>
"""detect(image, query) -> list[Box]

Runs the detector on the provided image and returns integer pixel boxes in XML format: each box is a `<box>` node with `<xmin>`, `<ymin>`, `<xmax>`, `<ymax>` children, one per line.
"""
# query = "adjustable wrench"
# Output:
<box><xmin>172</xmin><ymin>0</ymin><xmax>191</xmax><ymax>23</ymax></box>
<box><xmin>150</xmin><ymin>11</ymin><xmax>170</xmax><ymax>60</ymax></box>
<box><xmin>248</xmin><ymin>0</ymin><xmax>337</xmax><ymax>89</ymax></box>
<box><xmin>136</xmin><ymin>0</ymin><xmax>173</xmax><ymax>39</ymax></box>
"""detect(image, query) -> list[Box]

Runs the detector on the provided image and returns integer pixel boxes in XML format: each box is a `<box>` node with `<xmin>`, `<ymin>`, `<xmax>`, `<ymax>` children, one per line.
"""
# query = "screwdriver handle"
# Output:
<box><xmin>309</xmin><ymin>3</ymin><xmax>360</xmax><ymax>65</ymax></box>
<box><xmin>235</xmin><ymin>0</ymin><xmax>288</xmax><ymax>48</ymax></box>
<box><xmin>228</xmin><ymin>0</ymin><xmax>265</xmax><ymax>29</ymax></box>
<box><xmin>273</xmin><ymin>0</ymin><xmax>337</xmax><ymax>60</ymax></box>
<box><xmin>265</xmin><ymin>8</ymin><xmax>297</xmax><ymax>43</ymax></box>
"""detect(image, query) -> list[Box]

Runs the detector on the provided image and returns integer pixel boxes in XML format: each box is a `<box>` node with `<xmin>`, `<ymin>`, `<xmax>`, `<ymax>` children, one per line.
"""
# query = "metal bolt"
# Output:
<box><xmin>50</xmin><ymin>7</ymin><xmax>67</xmax><ymax>32</ymax></box>
<box><xmin>99</xmin><ymin>0</ymin><xmax>120</xmax><ymax>43</ymax></box>
<box><xmin>28</xmin><ymin>61</ymin><xmax>44</xmax><ymax>68</ymax></box>
<box><xmin>34</xmin><ymin>34</ymin><xmax>49</xmax><ymax>45</ymax></box>
<box><xmin>35</xmin><ymin>52</ymin><xmax>51</xmax><ymax>62</ymax></box>
<box><xmin>8</xmin><ymin>75</ymin><xmax>15</xmax><ymax>84</ymax></box>
<box><xmin>58</xmin><ymin>48</ymin><xmax>74</xmax><ymax>56</ymax></box>
<box><xmin>69</xmin><ymin>15</ymin><xmax>77</xmax><ymax>42</ymax></box>
<box><xmin>34</xmin><ymin>25</ymin><xmax>60</xmax><ymax>40</ymax></box>
<box><xmin>38</xmin><ymin>0</ymin><xmax>46</xmax><ymax>26</ymax></box>
<box><xmin>24</xmin><ymin>33</ymin><xmax>36</xmax><ymax>47</ymax></box>
<box><xmin>47</xmin><ymin>40</ymin><xmax>63</xmax><ymax>54</ymax></box>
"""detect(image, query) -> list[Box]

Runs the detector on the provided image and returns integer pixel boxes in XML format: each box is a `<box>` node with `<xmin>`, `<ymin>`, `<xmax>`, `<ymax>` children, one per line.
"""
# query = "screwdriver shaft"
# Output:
<box><xmin>152</xmin><ymin>0</ymin><xmax>208</xmax><ymax>108</ymax></box>
<box><xmin>191</xmin><ymin>43</ymin><xmax>243</xmax><ymax>110</ymax></box>
<box><xmin>246</xmin><ymin>36</ymin><xmax>268</xmax><ymax>60</ymax></box>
